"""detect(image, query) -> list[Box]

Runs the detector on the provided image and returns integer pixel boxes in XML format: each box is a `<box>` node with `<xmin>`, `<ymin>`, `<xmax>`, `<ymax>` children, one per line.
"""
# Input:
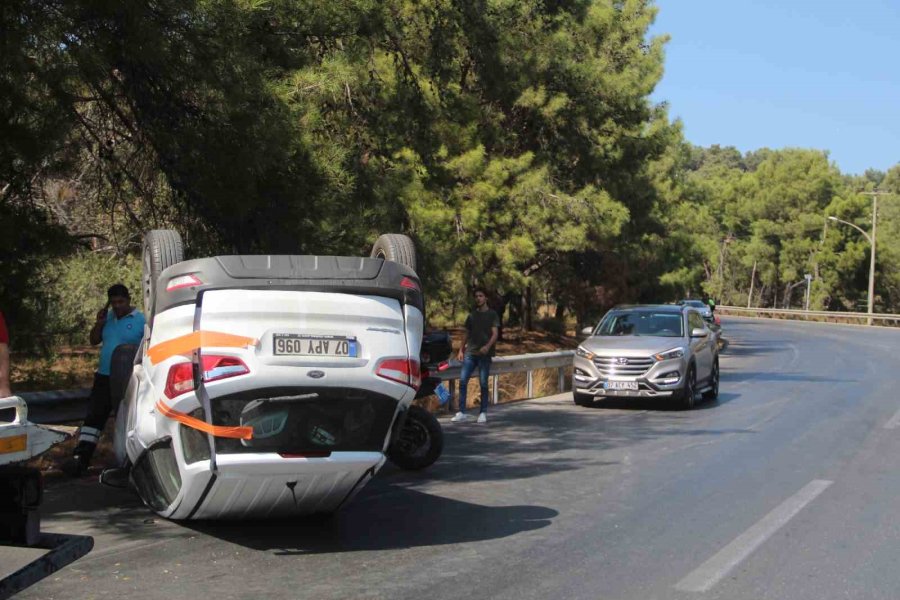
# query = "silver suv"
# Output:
<box><xmin>573</xmin><ymin>305</ymin><xmax>719</xmax><ymax>409</ymax></box>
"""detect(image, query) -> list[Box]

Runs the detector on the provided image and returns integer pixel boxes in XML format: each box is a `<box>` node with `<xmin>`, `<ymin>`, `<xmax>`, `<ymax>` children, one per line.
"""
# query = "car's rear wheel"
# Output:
<box><xmin>371</xmin><ymin>233</ymin><xmax>417</xmax><ymax>273</ymax></box>
<box><xmin>679</xmin><ymin>365</ymin><xmax>696</xmax><ymax>410</ymax></box>
<box><xmin>702</xmin><ymin>359</ymin><xmax>719</xmax><ymax>401</ymax></box>
<box><xmin>142</xmin><ymin>229</ymin><xmax>184</xmax><ymax>321</ymax></box>
<box><xmin>573</xmin><ymin>391</ymin><xmax>594</xmax><ymax>407</ymax></box>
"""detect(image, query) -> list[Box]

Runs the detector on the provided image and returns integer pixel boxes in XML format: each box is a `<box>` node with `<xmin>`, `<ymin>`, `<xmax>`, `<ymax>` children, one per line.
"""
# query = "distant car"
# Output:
<box><xmin>678</xmin><ymin>299</ymin><xmax>713</xmax><ymax>320</ymax></box>
<box><xmin>573</xmin><ymin>305</ymin><xmax>719</xmax><ymax>409</ymax></box>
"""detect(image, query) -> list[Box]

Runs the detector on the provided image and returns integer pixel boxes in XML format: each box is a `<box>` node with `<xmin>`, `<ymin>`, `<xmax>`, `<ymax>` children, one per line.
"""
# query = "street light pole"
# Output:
<box><xmin>828</xmin><ymin>190</ymin><xmax>886</xmax><ymax>326</ymax></box>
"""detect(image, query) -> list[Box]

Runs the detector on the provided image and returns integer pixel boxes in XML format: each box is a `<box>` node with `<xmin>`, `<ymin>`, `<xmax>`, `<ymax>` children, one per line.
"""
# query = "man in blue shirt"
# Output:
<box><xmin>66</xmin><ymin>284</ymin><xmax>145</xmax><ymax>475</ymax></box>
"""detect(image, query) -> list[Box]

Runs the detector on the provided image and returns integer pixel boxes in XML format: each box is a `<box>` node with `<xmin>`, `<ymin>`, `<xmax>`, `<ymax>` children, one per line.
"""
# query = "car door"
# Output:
<box><xmin>687</xmin><ymin>311</ymin><xmax>713</xmax><ymax>381</ymax></box>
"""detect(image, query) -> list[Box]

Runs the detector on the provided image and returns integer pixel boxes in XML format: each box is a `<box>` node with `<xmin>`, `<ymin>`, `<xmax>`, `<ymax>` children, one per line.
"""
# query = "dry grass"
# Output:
<box><xmin>11</xmin><ymin>346</ymin><xmax>98</xmax><ymax>392</ymax></box>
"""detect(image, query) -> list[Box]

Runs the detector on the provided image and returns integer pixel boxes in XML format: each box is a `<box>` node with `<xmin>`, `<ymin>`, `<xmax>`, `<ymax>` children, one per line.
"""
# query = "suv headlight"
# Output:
<box><xmin>576</xmin><ymin>346</ymin><xmax>595</xmax><ymax>360</ymax></box>
<box><xmin>654</xmin><ymin>347</ymin><xmax>685</xmax><ymax>361</ymax></box>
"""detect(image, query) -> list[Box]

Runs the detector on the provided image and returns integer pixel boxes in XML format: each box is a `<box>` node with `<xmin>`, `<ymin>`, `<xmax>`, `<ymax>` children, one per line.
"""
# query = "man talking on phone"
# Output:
<box><xmin>65</xmin><ymin>284</ymin><xmax>145</xmax><ymax>475</ymax></box>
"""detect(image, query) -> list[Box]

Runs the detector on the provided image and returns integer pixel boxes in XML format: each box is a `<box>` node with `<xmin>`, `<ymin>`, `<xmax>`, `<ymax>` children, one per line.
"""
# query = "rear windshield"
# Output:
<box><xmin>596</xmin><ymin>311</ymin><xmax>684</xmax><ymax>337</ymax></box>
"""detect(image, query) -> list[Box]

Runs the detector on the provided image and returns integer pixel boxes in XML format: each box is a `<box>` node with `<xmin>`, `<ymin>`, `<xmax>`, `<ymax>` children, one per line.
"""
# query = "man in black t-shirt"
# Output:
<box><xmin>452</xmin><ymin>287</ymin><xmax>499</xmax><ymax>424</ymax></box>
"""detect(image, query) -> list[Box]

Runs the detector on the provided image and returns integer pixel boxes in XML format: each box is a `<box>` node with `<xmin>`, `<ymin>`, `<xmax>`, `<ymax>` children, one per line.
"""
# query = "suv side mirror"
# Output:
<box><xmin>691</xmin><ymin>328</ymin><xmax>708</xmax><ymax>338</ymax></box>
<box><xmin>580</xmin><ymin>326</ymin><xmax>594</xmax><ymax>336</ymax></box>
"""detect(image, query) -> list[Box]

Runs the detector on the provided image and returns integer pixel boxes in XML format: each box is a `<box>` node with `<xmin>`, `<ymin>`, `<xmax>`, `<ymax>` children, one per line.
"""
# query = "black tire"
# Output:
<box><xmin>142</xmin><ymin>230</ymin><xmax>184</xmax><ymax>319</ymax></box>
<box><xmin>702</xmin><ymin>358</ymin><xmax>719</xmax><ymax>401</ymax></box>
<box><xmin>386</xmin><ymin>405</ymin><xmax>443</xmax><ymax>470</ymax></box>
<box><xmin>678</xmin><ymin>365</ymin><xmax>697</xmax><ymax>410</ymax></box>
<box><xmin>371</xmin><ymin>233</ymin><xmax>417</xmax><ymax>273</ymax></box>
<box><xmin>573</xmin><ymin>391</ymin><xmax>594</xmax><ymax>407</ymax></box>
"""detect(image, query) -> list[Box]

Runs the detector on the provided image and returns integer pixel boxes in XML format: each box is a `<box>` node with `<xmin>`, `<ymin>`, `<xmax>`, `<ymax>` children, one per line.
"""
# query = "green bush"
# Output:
<box><xmin>37</xmin><ymin>252</ymin><xmax>142</xmax><ymax>348</ymax></box>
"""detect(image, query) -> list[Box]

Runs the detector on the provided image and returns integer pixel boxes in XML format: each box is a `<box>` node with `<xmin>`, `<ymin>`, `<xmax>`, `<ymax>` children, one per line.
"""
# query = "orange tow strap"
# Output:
<box><xmin>148</xmin><ymin>331</ymin><xmax>258</xmax><ymax>365</ymax></box>
<box><xmin>156</xmin><ymin>400</ymin><xmax>254</xmax><ymax>440</ymax></box>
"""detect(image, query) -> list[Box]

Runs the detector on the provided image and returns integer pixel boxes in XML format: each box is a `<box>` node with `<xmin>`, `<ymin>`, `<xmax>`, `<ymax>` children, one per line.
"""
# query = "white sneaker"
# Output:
<box><xmin>477</xmin><ymin>412</ymin><xmax>487</xmax><ymax>424</ymax></box>
<box><xmin>451</xmin><ymin>412</ymin><xmax>471</xmax><ymax>423</ymax></box>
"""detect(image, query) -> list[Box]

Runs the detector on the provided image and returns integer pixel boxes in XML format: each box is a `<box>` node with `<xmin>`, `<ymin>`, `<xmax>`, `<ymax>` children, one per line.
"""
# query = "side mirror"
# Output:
<box><xmin>580</xmin><ymin>326</ymin><xmax>594</xmax><ymax>336</ymax></box>
<box><xmin>691</xmin><ymin>328</ymin><xmax>708</xmax><ymax>338</ymax></box>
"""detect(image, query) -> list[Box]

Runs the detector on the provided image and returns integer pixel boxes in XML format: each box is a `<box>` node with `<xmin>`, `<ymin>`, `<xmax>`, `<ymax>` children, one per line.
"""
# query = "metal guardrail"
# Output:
<box><xmin>439</xmin><ymin>350</ymin><xmax>575</xmax><ymax>406</ymax></box>
<box><xmin>0</xmin><ymin>390</ymin><xmax>91</xmax><ymax>426</ymax></box>
<box><xmin>9</xmin><ymin>351</ymin><xmax>580</xmax><ymax>423</ymax></box>
<box><xmin>717</xmin><ymin>305</ymin><xmax>900</xmax><ymax>325</ymax></box>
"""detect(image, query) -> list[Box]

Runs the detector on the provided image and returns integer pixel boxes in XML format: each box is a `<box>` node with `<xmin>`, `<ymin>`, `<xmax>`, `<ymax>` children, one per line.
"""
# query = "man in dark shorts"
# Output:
<box><xmin>65</xmin><ymin>284</ymin><xmax>145</xmax><ymax>475</ymax></box>
<box><xmin>0</xmin><ymin>309</ymin><xmax>10</xmax><ymax>398</ymax></box>
<box><xmin>452</xmin><ymin>287</ymin><xmax>499</xmax><ymax>424</ymax></box>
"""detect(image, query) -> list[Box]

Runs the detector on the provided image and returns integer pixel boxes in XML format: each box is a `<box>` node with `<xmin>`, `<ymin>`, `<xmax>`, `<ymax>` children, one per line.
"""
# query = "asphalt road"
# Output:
<box><xmin>12</xmin><ymin>317</ymin><xmax>900</xmax><ymax>600</ymax></box>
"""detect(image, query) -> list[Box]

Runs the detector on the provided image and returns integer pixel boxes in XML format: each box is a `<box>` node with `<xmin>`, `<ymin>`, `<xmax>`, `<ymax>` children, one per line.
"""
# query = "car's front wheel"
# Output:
<box><xmin>677</xmin><ymin>365</ymin><xmax>696</xmax><ymax>410</ymax></box>
<box><xmin>387</xmin><ymin>405</ymin><xmax>443</xmax><ymax>470</ymax></box>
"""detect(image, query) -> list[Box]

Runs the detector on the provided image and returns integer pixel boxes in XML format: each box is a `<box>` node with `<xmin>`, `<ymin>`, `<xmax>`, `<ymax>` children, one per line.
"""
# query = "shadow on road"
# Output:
<box><xmin>724</xmin><ymin>338</ymin><xmax>789</xmax><ymax>357</ymax></box>
<box><xmin>578</xmin><ymin>391</ymin><xmax>741</xmax><ymax>412</ymax></box>
<box><xmin>186</xmin><ymin>486</ymin><xmax>557</xmax><ymax>555</ymax></box>
<box><xmin>35</xmin><ymin>391</ymin><xmax>754</xmax><ymax>555</ymax></box>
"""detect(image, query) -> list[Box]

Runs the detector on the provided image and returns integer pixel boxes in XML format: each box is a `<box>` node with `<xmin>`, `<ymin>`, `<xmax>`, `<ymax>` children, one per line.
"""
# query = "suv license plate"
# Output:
<box><xmin>273</xmin><ymin>334</ymin><xmax>358</xmax><ymax>357</ymax></box>
<box><xmin>605</xmin><ymin>380</ymin><xmax>638</xmax><ymax>391</ymax></box>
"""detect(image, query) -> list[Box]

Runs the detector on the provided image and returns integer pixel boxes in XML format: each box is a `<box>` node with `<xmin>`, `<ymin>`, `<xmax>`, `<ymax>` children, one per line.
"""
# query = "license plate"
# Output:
<box><xmin>273</xmin><ymin>334</ymin><xmax>358</xmax><ymax>357</ymax></box>
<box><xmin>604</xmin><ymin>380</ymin><xmax>639</xmax><ymax>391</ymax></box>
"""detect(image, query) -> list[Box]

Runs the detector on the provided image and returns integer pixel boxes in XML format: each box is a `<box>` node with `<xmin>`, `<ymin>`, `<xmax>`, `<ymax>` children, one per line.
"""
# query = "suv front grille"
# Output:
<box><xmin>592</xmin><ymin>356</ymin><xmax>654</xmax><ymax>378</ymax></box>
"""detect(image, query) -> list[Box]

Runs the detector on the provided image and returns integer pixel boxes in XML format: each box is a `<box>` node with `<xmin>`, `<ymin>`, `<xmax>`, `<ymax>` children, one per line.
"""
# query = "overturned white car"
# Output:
<box><xmin>114</xmin><ymin>230</ymin><xmax>441</xmax><ymax>520</ymax></box>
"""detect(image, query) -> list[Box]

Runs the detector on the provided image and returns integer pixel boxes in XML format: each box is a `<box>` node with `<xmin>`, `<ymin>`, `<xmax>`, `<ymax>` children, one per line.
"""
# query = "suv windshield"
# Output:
<box><xmin>596</xmin><ymin>311</ymin><xmax>684</xmax><ymax>337</ymax></box>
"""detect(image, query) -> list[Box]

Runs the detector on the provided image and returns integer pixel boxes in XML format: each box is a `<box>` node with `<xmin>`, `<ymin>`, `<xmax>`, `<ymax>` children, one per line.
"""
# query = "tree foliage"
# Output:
<box><xmin>2</xmin><ymin>0</ymin><xmax>898</xmax><ymax>352</ymax></box>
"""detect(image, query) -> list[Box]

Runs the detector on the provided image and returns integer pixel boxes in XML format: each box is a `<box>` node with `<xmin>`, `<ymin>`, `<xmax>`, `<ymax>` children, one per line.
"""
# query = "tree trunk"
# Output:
<box><xmin>523</xmin><ymin>285</ymin><xmax>533</xmax><ymax>331</ymax></box>
<box><xmin>747</xmin><ymin>260</ymin><xmax>757</xmax><ymax>308</ymax></box>
<box><xmin>491</xmin><ymin>292</ymin><xmax>507</xmax><ymax>341</ymax></box>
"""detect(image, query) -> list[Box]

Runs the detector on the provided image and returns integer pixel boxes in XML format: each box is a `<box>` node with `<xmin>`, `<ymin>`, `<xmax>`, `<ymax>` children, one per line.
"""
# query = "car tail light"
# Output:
<box><xmin>399</xmin><ymin>277</ymin><xmax>420</xmax><ymax>291</ymax></box>
<box><xmin>163</xmin><ymin>355</ymin><xmax>250</xmax><ymax>398</ymax></box>
<box><xmin>164</xmin><ymin>363</ymin><xmax>194</xmax><ymax>399</ymax></box>
<box><xmin>375</xmin><ymin>357</ymin><xmax>421</xmax><ymax>390</ymax></box>
<box><xmin>166</xmin><ymin>273</ymin><xmax>203</xmax><ymax>292</ymax></box>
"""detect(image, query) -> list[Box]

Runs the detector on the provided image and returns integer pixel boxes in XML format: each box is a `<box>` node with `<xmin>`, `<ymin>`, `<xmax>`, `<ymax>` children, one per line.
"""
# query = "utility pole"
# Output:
<box><xmin>862</xmin><ymin>191</ymin><xmax>880</xmax><ymax>326</ymax></box>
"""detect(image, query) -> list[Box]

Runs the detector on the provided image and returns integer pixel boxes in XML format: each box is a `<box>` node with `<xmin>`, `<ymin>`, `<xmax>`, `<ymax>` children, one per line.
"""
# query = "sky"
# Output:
<box><xmin>649</xmin><ymin>0</ymin><xmax>900</xmax><ymax>175</ymax></box>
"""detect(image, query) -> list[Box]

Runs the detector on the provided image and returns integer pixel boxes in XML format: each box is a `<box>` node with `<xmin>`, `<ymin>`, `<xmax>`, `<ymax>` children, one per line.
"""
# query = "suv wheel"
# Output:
<box><xmin>679</xmin><ymin>365</ymin><xmax>696</xmax><ymax>410</ymax></box>
<box><xmin>702</xmin><ymin>359</ymin><xmax>719</xmax><ymax>401</ymax></box>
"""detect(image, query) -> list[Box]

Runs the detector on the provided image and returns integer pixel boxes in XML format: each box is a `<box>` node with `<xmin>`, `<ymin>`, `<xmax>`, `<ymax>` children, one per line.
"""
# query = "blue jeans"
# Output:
<box><xmin>459</xmin><ymin>354</ymin><xmax>492</xmax><ymax>414</ymax></box>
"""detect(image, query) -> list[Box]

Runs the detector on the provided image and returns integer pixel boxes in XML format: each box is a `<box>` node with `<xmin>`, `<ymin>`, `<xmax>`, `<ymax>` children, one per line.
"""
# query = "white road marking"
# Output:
<box><xmin>884</xmin><ymin>406</ymin><xmax>900</xmax><ymax>429</ymax></box>
<box><xmin>674</xmin><ymin>479</ymin><xmax>832</xmax><ymax>593</ymax></box>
